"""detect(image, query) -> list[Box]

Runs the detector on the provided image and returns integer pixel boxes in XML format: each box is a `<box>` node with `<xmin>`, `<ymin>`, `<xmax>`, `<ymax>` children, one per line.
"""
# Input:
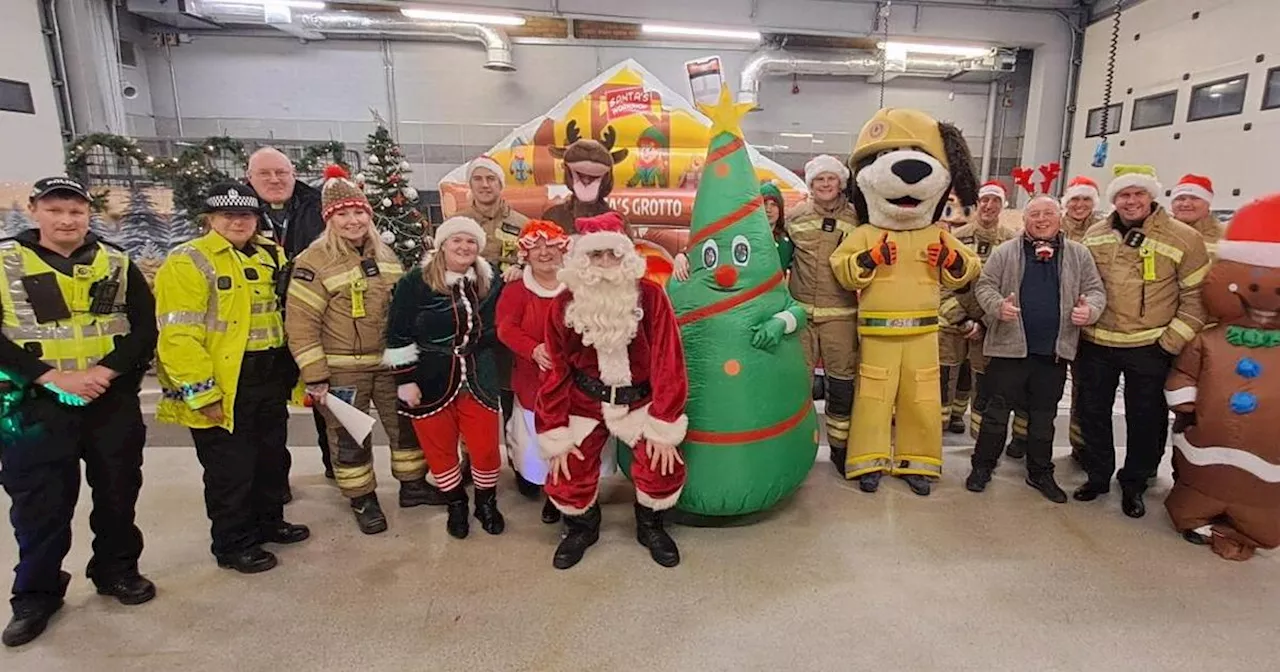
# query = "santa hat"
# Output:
<box><xmin>466</xmin><ymin>155</ymin><xmax>505</xmax><ymax>189</ymax></box>
<box><xmin>1215</xmin><ymin>193</ymin><xmax>1280</xmax><ymax>268</ymax></box>
<box><xmin>1106</xmin><ymin>164</ymin><xmax>1162</xmax><ymax>204</ymax></box>
<box><xmin>978</xmin><ymin>180</ymin><xmax>1007</xmax><ymax>205</ymax></box>
<box><xmin>1061</xmin><ymin>175</ymin><xmax>1100</xmax><ymax>206</ymax></box>
<box><xmin>516</xmin><ymin>219</ymin><xmax>570</xmax><ymax>259</ymax></box>
<box><xmin>433</xmin><ymin>215</ymin><xmax>487</xmax><ymax>251</ymax></box>
<box><xmin>320</xmin><ymin>165</ymin><xmax>372</xmax><ymax>221</ymax></box>
<box><xmin>804</xmin><ymin>155</ymin><xmax>850</xmax><ymax>188</ymax></box>
<box><xmin>570</xmin><ymin>212</ymin><xmax>635</xmax><ymax>260</ymax></box>
<box><xmin>1171</xmin><ymin>174</ymin><xmax>1214</xmax><ymax>204</ymax></box>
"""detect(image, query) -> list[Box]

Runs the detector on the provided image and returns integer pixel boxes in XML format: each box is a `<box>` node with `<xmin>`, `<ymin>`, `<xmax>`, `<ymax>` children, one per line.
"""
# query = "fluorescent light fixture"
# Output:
<box><xmin>779</xmin><ymin>132</ymin><xmax>813</xmax><ymax>138</ymax></box>
<box><xmin>642</xmin><ymin>24</ymin><xmax>761</xmax><ymax>41</ymax></box>
<box><xmin>400</xmin><ymin>7</ymin><xmax>527</xmax><ymax>26</ymax></box>
<box><xmin>811</xmin><ymin>139</ymin><xmax>825</xmax><ymax>144</ymax></box>
<box><xmin>244</xmin><ymin>0</ymin><xmax>326</xmax><ymax>8</ymax></box>
<box><xmin>878</xmin><ymin>41</ymin><xmax>993</xmax><ymax>58</ymax></box>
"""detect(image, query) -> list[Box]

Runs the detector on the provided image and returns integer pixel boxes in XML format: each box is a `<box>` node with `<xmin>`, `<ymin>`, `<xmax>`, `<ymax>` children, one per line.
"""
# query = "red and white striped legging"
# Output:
<box><xmin>410</xmin><ymin>392</ymin><xmax>501</xmax><ymax>492</ymax></box>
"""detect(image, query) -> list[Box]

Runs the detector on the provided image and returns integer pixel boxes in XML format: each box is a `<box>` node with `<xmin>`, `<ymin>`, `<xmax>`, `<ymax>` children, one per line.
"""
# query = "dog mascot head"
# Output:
<box><xmin>846</xmin><ymin>108</ymin><xmax>978</xmax><ymax>232</ymax></box>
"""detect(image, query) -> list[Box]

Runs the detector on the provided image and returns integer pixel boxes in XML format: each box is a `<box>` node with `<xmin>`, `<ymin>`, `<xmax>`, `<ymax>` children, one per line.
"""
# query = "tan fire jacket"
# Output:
<box><xmin>1081</xmin><ymin>206</ymin><xmax>1210</xmax><ymax>355</ymax></box>
<box><xmin>785</xmin><ymin>197</ymin><xmax>860</xmax><ymax>323</ymax></box>
<box><xmin>284</xmin><ymin>242</ymin><xmax>404</xmax><ymax>384</ymax></box>
<box><xmin>1062</xmin><ymin>212</ymin><xmax>1105</xmax><ymax>243</ymax></box>
<box><xmin>1183</xmin><ymin>215</ymin><xmax>1224</xmax><ymax>256</ymax></box>
<box><xmin>457</xmin><ymin>199</ymin><xmax>529</xmax><ymax>273</ymax></box>
<box><xmin>940</xmin><ymin>218</ymin><xmax>1018</xmax><ymax>327</ymax></box>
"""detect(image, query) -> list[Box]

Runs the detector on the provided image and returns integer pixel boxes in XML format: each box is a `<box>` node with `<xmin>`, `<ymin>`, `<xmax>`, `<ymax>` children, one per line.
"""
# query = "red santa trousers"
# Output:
<box><xmin>410</xmin><ymin>392</ymin><xmax>501</xmax><ymax>492</ymax></box>
<box><xmin>545</xmin><ymin>423</ymin><xmax>686</xmax><ymax>515</ymax></box>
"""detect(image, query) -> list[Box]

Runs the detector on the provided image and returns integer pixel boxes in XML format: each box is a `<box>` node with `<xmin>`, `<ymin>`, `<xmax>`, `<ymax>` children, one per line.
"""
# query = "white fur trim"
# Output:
<box><xmin>466</xmin><ymin>156</ymin><xmax>505</xmax><ymax>189</ymax></box>
<box><xmin>1165</xmin><ymin>386</ymin><xmax>1197</xmax><ymax>407</ymax></box>
<box><xmin>1170</xmin><ymin>184</ymin><xmax>1212</xmax><ymax>204</ymax></box>
<box><xmin>636</xmin><ymin>486</ymin><xmax>684</xmax><ymax>512</ymax></box>
<box><xmin>434</xmin><ymin>216</ymin><xmax>488</xmax><ymax>251</ymax></box>
<box><xmin>522</xmin><ymin>265</ymin><xmax>565</xmax><ymax>298</ymax></box>
<box><xmin>1106</xmin><ymin>173</ymin><xmax>1162</xmax><ymax>204</ymax></box>
<box><xmin>550</xmin><ymin>493</ymin><xmax>599</xmax><ymax>517</ymax></box>
<box><xmin>444</xmin><ymin>267</ymin><xmax>478</xmax><ymax>287</ymax></box>
<box><xmin>572</xmin><ymin>231</ymin><xmax>634</xmax><ymax>257</ymax></box>
<box><xmin>805</xmin><ymin>154</ymin><xmax>849</xmax><ymax>187</ymax></box>
<box><xmin>1216</xmin><ymin>240</ymin><xmax>1280</xmax><ymax>268</ymax></box>
<box><xmin>1173</xmin><ymin>433</ymin><xmax>1280</xmax><ymax>483</ymax></box>
<box><xmin>645</xmin><ymin>413</ymin><xmax>689</xmax><ymax>446</ymax></box>
<box><xmin>595</xmin><ymin>346</ymin><xmax>634</xmax><ymax>388</ymax></box>
<box><xmin>603</xmin><ymin>402</ymin><xmax>646</xmax><ymax>447</ymax></box>
<box><xmin>772</xmin><ymin>310</ymin><xmax>798</xmax><ymax>334</ymax></box>
<box><xmin>381</xmin><ymin>343</ymin><xmax>418</xmax><ymax>368</ymax></box>
<box><xmin>1061</xmin><ymin>184</ymin><xmax>1099</xmax><ymax>206</ymax></box>
<box><xmin>538</xmin><ymin>426</ymin><xmax>574</xmax><ymax>459</ymax></box>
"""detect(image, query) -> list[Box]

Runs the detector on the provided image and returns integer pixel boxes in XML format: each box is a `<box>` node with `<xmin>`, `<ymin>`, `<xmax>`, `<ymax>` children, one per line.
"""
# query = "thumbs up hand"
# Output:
<box><xmin>927</xmin><ymin>233</ymin><xmax>964</xmax><ymax>273</ymax></box>
<box><xmin>856</xmin><ymin>232</ymin><xmax>897</xmax><ymax>271</ymax></box>
<box><xmin>1071</xmin><ymin>294</ymin><xmax>1092</xmax><ymax>326</ymax></box>
<box><xmin>999</xmin><ymin>293</ymin><xmax>1021</xmax><ymax>322</ymax></box>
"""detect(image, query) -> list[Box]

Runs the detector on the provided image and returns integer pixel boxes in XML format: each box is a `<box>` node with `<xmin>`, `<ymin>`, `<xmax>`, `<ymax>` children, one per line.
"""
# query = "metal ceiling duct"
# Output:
<box><xmin>295</xmin><ymin>12</ymin><xmax>516</xmax><ymax>72</ymax></box>
<box><xmin>739</xmin><ymin>48</ymin><xmax>1009</xmax><ymax>109</ymax></box>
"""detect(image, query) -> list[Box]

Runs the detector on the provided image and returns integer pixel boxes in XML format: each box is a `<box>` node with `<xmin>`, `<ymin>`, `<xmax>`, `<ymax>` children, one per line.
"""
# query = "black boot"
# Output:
<box><xmin>635</xmin><ymin>503</ymin><xmax>680</xmax><ymax>568</ymax></box>
<box><xmin>553</xmin><ymin>505</ymin><xmax>601</xmax><ymax>570</ymax></box>
<box><xmin>1121</xmin><ymin>487</ymin><xmax>1146</xmax><ymax>519</ymax></box>
<box><xmin>1025</xmin><ymin>474</ymin><xmax>1068</xmax><ymax>504</ymax></box>
<box><xmin>399</xmin><ymin>478</ymin><xmax>447</xmax><ymax>508</ymax></box>
<box><xmin>351</xmin><ymin>493</ymin><xmax>388</xmax><ymax>535</ymax></box>
<box><xmin>216</xmin><ymin>547</ymin><xmax>278</xmax><ymax>574</ymax></box>
<box><xmin>947</xmin><ymin>415</ymin><xmax>967</xmax><ymax>434</ymax></box>
<box><xmin>965</xmin><ymin>467</ymin><xmax>993</xmax><ymax>492</ymax></box>
<box><xmin>859</xmin><ymin>471</ymin><xmax>882</xmax><ymax>493</ymax></box>
<box><xmin>3</xmin><ymin>571</ymin><xmax>69</xmax><ymax>647</ymax></box>
<box><xmin>514</xmin><ymin>471</ymin><xmax>542</xmax><ymax>499</ymax></box>
<box><xmin>829</xmin><ymin>446</ymin><xmax>847</xmax><ymax>477</ymax></box>
<box><xmin>473</xmin><ymin>487</ymin><xmax>505</xmax><ymax>535</ymax></box>
<box><xmin>1004</xmin><ymin>439</ymin><xmax>1026</xmax><ymax>459</ymax></box>
<box><xmin>445</xmin><ymin>488</ymin><xmax>470</xmax><ymax>539</ymax></box>
<box><xmin>94</xmin><ymin>574</ymin><xmax>156</xmax><ymax>606</ymax></box>
<box><xmin>1072</xmin><ymin>480</ymin><xmax>1110</xmax><ymax>502</ymax></box>
<box><xmin>900</xmin><ymin>474</ymin><xmax>932</xmax><ymax>496</ymax></box>
<box><xmin>541</xmin><ymin>498</ymin><xmax>562</xmax><ymax>524</ymax></box>
<box><xmin>260</xmin><ymin>521</ymin><xmax>310</xmax><ymax>545</ymax></box>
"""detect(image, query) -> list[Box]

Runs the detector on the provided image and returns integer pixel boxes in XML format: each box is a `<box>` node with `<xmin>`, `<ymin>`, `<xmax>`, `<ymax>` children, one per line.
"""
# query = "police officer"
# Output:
<box><xmin>0</xmin><ymin>177</ymin><xmax>157</xmax><ymax>647</ymax></box>
<box><xmin>154</xmin><ymin>182</ymin><xmax>310</xmax><ymax>573</ymax></box>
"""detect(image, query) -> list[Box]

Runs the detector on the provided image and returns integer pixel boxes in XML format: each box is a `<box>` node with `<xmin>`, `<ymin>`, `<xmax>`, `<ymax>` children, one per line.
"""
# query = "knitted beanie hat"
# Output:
<box><xmin>320</xmin><ymin>165</ymin><xmax>372</xmax><ymax>221</ymax></box>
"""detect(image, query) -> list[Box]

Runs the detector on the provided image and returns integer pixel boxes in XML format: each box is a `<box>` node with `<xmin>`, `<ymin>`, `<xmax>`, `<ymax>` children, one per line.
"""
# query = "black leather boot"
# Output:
<box><xmin>1073</xmin><ymin>480</ymin><xmax>1111</xmax><ymax>502</ymax></box>
<box><xmin>900</xmin><ymin>474</ymin><xmax>932</xmax><ymax>496</ymax></box>
<box><xmin>94</xmin><ymin>574</ymin><xmax>157</xmax><ymax>606</ymax></box>
<box><xmin>541</xmin><ymin>497</ymin><xmax>562</xmax><ymax>524</ymax></box>
<box><xmin>216</xmin><ymin>547</ymin><xmax>278</xmax><ymax>574</ymax></box>
<box><xmin>634</xmin><ymin>503</ymin><xmax>680</xmax><ymax>568</ymax></box>
<box><xmin>445</xmin><ymin>488</ymin><xmax>470</xmax><ymax>539</ymax></box>
<box><xmin>351</xmin><ymin>493</ymin><xmax>388</xmax><ymax>535</ymax></box>
<box><xmin>1120</xmin><ymin>487</ymin><xmax>1146</xmax><ymax>519</ymax></box>
<box><xmin>3</xmin><ymin>571</ymin><xmax>69</xmax><ymax>647</ymax></box>
<box><xmin>260</xmin><ymin>521</ymin><xmax>310</xmax><ymax>545</ymax></box>
<box><xmin>473</xmin><ymin>487</ymin><xmax>505</xmax><ymax>535</ymax></box>
<box><xmin>1025</xmin><ymin>474</ymin><xmax>1068</xmax><ymax>504</ymax></box>
<box><xmin>859</xmin><ymin>471</ymin><xmax>882</xmax><ymax>493</ymax></box>
<box><xmin>553</xmin><ymin>505</ymin><xmax>601</xmax><ymax>570</ymax></box>
<box><xmin>399</xmin><ymin>478</ymin><xmax>447</xmax><ymax>508</ymax></box>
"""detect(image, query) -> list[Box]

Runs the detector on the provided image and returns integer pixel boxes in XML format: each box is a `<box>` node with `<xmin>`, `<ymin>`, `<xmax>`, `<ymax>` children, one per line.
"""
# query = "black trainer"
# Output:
<box><xmin>351</xmin><ymin>493</ymin><xmax>388</xmax><ymax>535</ymax></box>
<box><xmin>965</xmin><ymin>468</ymin><xmax>993</xmax><ymax>492</ymax></box>
<box><xmin>94</xmin><ymin>574</ymin><xmax>157</xmax><ymax>606</ymax></box>
<box><xmin>1026</xmin><ymin>475</ymin><xmax>1068</xmax><ymax>504</ymax></box>
<box><xmin>3</xmin><ymin>571</ymin><xmax>69</xmax><ymax>647</ymax></box>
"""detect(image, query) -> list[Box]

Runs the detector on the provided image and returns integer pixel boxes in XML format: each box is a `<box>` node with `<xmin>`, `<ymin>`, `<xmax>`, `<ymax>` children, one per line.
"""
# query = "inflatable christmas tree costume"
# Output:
<box><xmin>622</xmin><ymin>90</ymin><xmax>818</xmax><ymax>518</ymax></box>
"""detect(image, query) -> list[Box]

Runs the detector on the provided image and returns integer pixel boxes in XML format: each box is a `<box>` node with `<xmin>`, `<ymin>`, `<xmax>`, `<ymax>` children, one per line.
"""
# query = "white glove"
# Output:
<box><xmin>397</xmin><ymin>382</ymin><xmax>422</xmax><ymax>407</ymax></box>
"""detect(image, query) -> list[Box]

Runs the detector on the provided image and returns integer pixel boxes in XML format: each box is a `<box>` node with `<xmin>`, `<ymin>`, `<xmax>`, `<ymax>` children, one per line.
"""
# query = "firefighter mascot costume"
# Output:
<box><xmin>830</xmin><ymin>109</ymin><xmax>981</xmax><ymax>496</ymax></box>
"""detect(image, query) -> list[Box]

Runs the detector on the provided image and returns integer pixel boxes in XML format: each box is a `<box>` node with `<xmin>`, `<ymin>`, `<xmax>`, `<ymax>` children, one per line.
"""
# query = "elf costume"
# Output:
<box><xmin>642</xmin><ymin>89</ymin><xmax>818</xmax><ymax>517</ymax></box>
<box><xmin>1164</xmin><ymin>193</ymin><xmax>1280</xmax><ymax>561</ymax></box>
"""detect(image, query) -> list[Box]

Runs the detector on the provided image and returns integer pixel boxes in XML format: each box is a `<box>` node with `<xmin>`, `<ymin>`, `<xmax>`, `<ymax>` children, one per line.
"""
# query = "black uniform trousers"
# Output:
<box><xmin>190</xmin><ymin>350</ymin><xmax>292</xmax><ymax>557</ymax></box>
<box><xmin>1074</xmin><ymin>341</ymin><xmax>1172</xmax><ymax>492</ymax></box>
<box><xmin>971</xmin><ymin>356</ymin><xmax>1068</xmax><ymax>478</ymax></box>
<box><xmin>1</xmin><ymin>379</ymin><xmax>146</xmax><ymax>611</ymax></box>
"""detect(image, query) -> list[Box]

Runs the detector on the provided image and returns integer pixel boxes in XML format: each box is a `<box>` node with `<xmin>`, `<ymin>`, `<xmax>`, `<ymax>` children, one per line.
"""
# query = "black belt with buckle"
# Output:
<box><xmin>572</xmin><ymin>369</ymin><xmax>651</xmax><ymax>405</ymax></box>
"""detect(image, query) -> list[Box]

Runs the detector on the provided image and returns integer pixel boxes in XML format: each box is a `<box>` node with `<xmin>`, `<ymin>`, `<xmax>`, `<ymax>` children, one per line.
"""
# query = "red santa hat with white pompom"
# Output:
<box><xmin>1061</xmin><ymin>175</ymin><xmax>1100</xmax><ymax>207</ymax></box>
<box><xmin>1216</xmin><ymin>193</ymin><xmax>1280</xmax><ymax>268</ymax></box>
<box><xmin>570</xmin><ymin>212</ymin><xmax>638</xmax><ymax>262</ymax></box>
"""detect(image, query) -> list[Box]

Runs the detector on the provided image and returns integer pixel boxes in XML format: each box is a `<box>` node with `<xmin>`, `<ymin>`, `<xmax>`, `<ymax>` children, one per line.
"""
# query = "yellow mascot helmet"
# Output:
<box><xmin>852</xmin><ymin>108</ymin><xmax>949</xmax><ymax>169</ymax></box>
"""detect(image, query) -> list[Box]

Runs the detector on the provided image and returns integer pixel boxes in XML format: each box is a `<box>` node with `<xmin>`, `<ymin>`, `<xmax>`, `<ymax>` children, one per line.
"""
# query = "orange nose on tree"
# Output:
<box><xmin>715</xmin><ymin>265</ymin><xmax>738</xmax><ymax>288</ymax></box>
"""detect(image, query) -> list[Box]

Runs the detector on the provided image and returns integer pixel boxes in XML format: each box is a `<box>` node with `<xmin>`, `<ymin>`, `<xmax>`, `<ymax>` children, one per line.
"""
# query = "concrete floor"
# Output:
<box><xmin>2</xmin><ymin>409</ymin><xmax>1277</xmax><ymax>671</ymax></box>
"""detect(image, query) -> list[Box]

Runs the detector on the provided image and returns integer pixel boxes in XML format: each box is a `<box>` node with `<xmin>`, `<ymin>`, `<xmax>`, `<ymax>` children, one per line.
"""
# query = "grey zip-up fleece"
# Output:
<box><xmin>975</xmin><ymin>235</ymin><xmax>1107</xmax><ymax>362</ymax></box>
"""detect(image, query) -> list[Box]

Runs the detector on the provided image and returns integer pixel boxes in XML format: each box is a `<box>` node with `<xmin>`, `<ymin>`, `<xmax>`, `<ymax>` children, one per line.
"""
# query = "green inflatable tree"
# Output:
<box><xmin>623</xmin><ymin>90</ymin><xmax>818</xmax><ymax>518</ymax></box>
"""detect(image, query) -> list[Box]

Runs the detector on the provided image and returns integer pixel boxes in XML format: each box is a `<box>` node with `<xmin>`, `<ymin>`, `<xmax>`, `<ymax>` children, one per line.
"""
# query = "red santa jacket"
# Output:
<box><xmin>535</xmin><ymin>279</ymin><xmax>688</xmax><ymax>457</ymax></box>
<box><xmin>496</xmin><ymin>267</ymin><xmax>564</xmax><ymax>411</ymax></box>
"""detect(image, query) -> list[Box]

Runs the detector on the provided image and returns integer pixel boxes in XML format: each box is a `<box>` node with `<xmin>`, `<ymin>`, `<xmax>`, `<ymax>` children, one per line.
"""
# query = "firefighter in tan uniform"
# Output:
<box><xmin>1074</xmin><ymin>165</ymin><xmax>1210</xmax><ymax>519</ymax></box>
<box><xmin>285</xmin><ymin>167</ymin><xmax>439</xmax><ymax>535</ymax></box>
<box><xmin>457</xmin><ymin>155</ymin><xmax>529</xmax><ymax>281</ymax></box>
<box><xmin>940</xmin><ymin>181</ymin><xmax>1018</xmax><ymax>440</ymax></box>
<box><xmin>785</xmin><ymin>155</ymin><xmax>860</xmax><ymax>473</ymax></box>
<box><xmin>1059</xmin><ymin>175</ymin><xmax>1106</xmax><ymax>461</ymax></box>
<box><xmin>1169</xmin><ymin>174</ymin><xmax>1225</xmax><ymax>256</ymax></box>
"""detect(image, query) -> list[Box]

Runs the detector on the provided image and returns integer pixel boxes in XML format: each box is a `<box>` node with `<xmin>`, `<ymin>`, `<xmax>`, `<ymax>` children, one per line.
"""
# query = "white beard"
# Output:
<box><xmin>559</xmin><ymin>253</ymin><xmax>647</xmax><ymax>387</ymax></box>
<box><xmin>572</xmin><ymin>175</ymin><xmax>602</xmax><ymax>203</ymax></box>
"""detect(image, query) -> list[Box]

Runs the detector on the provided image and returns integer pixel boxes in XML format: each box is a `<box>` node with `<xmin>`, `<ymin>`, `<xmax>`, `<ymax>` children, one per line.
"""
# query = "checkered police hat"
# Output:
<box><xmin>203</xmin><ymin>182</ymin><xmax>264</xmax><ymax>214</ymax></box>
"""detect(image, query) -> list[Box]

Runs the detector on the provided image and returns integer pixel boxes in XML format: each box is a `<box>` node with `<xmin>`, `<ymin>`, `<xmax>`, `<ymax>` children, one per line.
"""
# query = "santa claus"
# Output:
<box><xmin>535</xmin><ymin>212</ymin><xmax>689</xmax><ymax>570</ymax></box>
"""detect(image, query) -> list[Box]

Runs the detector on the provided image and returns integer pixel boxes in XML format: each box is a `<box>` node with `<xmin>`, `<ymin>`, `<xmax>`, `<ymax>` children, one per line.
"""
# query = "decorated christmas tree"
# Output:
<box><xmin>361</xmin><ymin>124</ymin><xmax>426</xmax><ymax>268</ymax></box>
<box><xmin>119</xmin><ymin>187</ymin><xmax>168</xmax><ymax>261</ymax></box>
<box><xmin>88</xmin><ymin>213</ymin><xmax>120</xmax><ymax>245</ymax></box>
<box><xmin>621</xmin><ymin>89</ymin><xmax>818</xmax><ymax>518</ymax></box>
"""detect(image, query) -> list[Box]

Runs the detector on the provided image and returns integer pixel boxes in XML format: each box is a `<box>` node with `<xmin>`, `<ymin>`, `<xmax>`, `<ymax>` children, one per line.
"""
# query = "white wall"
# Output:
<box><xmin>0</xmin><ymin>0</ymin><xmax>67</xmax><ymax>183</ymax></box>
<box><xmin>1069</xmin><ymin>0</ymin><xmax>1278</xmax><ymax>210</ymax></box>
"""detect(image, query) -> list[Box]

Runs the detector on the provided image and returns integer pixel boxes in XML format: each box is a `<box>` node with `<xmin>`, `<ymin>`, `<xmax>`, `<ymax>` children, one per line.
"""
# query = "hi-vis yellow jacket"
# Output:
<box><xmin>154</xmin><ymin>231</ymin><xmax>291</xmax><ymax>431</ymax></box>
<box><xmin>830</xmin><ymin>224</ymin><xmax>980</xmax><ymax>336</ymax></box>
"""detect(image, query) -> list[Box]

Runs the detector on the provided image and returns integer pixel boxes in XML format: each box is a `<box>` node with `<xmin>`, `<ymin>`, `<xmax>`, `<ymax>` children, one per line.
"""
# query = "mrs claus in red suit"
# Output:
<box><xmin>535</xmin><ymin>212</ymin><xmax>689</xmax><ymax>570</ymax></box>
